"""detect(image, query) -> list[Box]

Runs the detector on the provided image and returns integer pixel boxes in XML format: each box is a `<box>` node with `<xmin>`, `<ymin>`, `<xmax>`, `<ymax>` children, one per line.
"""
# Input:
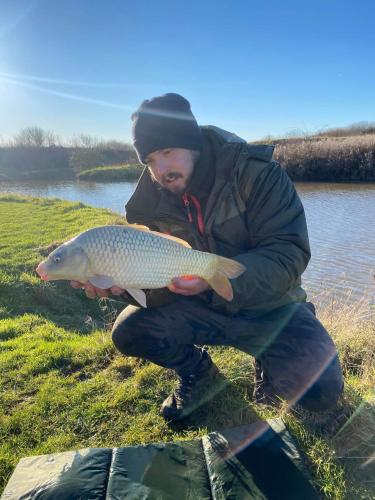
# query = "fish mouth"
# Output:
<box><xmin>36</xmin><ymin>263</ymin><xmax>49</xmax><ymax>281</ymax></box>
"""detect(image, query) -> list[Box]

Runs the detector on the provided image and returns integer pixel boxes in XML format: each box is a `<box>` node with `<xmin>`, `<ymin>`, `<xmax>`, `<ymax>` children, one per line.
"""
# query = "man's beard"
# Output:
<box><xmin>160</xmin><ymin>172</ymin><xmax>190</xmax><ymax>194</ymax></box>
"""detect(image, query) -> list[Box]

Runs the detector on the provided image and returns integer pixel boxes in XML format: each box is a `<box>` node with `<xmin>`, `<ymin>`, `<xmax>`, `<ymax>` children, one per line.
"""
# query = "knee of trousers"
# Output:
<box><xmin>298</xmin><ymin>355</ymin><xmax>344</xmax><ymax>412</ymax></box>
<box><xmin>111</xmin><ymin>306</ymin><xmax>160</xmax><ymax>357</ymax></box>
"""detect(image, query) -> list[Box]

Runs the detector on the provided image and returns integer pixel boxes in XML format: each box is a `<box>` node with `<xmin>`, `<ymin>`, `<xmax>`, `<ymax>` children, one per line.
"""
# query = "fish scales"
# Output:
<box><xmin>36</xmin><ymin>225</ymin><xmax>246</xmax><ymax>305</ymax></box>
<box><xmin>77</xmin><ymin>226</ymin><xmax>213</xmax><ymax>289</ymax></box>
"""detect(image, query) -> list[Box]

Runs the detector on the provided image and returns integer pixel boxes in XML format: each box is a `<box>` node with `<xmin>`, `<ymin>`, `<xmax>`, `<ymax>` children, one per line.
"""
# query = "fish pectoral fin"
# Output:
<box><xmin>88</xmin><ymin>275</ymin><xmax>115</xmax><ymax>289</ymax></box>
<box><xmin>125</xmin><ymin>288</ymin><xmax>147</xmax><ymax>308</ymax></box>
<box><xmin>87</xmin><ymin>276</ymin><xmax>146</xmax><ymax>307</ymax></box>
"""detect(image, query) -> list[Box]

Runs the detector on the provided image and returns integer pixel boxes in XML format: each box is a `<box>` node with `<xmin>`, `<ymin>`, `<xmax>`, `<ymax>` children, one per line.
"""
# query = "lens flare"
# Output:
<box><xmin>0</xmin><ymin>75</ymin><xmax>132</xmax><ymax>110</ymax></box>
<box><xmin>361</xmin><ymin>451</ymin><xmax>375</xmax><ymax>469</ymax></box>
<box><xmin>0</xmin><ymin>71</ymin><xmax>147</xmax><ymax>89</ymax></box>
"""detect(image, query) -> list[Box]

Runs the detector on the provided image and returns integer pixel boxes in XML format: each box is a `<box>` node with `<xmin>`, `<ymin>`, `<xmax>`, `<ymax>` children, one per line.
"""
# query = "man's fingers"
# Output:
<box><xmin>70</xmin><ymin>280</ymin><xmax>85</xmax><ymax>288</ymax></box>
<box><xmin>71</xmin><ymin>281</ymin><xmax>122</xmax><ymax>299</ymax></box>
<box><xmin>171</xmin><ymin>277</ymin><xmax>201</xmax><ymax>288</ymax></box>
<box><xmin>168</xmin><ymin>283</ymin><xmax>199</xmax><ymax>295</ymax></box>
<box><xmin>169</xmin><ymin>288</ymin><xmax>193</xmax><ymax>296</ymax></box>
<box><xmin>85</xmin><ymin>282</ymin><xmax>95</xmax><ymax>293</ymax></box>
<box><xmin>168</xmin><ymin>276</ymin><xmax>209</xmax><ymax>296</ymax></box>
<box><xmin>83</xmin><ymin>282</ymin><xmax>96</xmax><ymax>298</ymax></box>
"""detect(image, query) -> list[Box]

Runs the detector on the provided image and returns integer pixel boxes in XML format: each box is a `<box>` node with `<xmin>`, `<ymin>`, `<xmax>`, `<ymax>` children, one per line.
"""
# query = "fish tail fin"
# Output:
<box><xmin>206</xmin><ymin>256</ymin><xmax>246</xmax><ymax>301</ymax></box>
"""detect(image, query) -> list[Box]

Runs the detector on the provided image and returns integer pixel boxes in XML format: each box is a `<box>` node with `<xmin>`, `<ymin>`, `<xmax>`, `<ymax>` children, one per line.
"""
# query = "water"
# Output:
<box><xmin>0</xmin><ymin>180</ymin><xmax>135</xmax><ymax>216</ymax></box>
<box><xmin>296</xmin><ymin>183</ymin><xmax>375</xmax><ymax>309</ymax></box>
<box><xmin>1</xmin><ymin>179</ymin><xmax>374</xmax><ymax>307</ymax></box>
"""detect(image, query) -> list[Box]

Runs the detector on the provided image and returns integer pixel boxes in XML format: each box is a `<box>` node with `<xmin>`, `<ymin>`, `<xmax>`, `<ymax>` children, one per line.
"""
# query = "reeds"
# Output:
<box><xmin>274</xmin><ymin>134</ymin><xmax>375</xmax><ymax>181</ymax></box>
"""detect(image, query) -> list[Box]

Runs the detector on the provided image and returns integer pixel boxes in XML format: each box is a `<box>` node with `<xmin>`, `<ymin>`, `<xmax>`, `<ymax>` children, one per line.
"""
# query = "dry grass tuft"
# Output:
<box><xmin>273</xmin><ymin>134</ymin><xmax>375</xmax><ymax>181</ymax></box>
<box><xmin>316</xmin><ymin>294</ymin><xmax>375</xmax><ymax>383</ymax></box>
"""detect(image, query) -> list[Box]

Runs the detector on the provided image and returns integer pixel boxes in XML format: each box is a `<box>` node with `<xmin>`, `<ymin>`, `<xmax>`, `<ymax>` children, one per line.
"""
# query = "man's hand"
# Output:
<box><xmin>71</xmin><ymin>275</ymin><xmax>209</xmax><ymax>300</ymax></box>
<box><xmin>167</xmin><ymin>276</ymin><xmax>209</xmax><ymax>296</ymax></box>
<box><xmin>70</xmin><ymin>281</ymin><xmax>125</xmax><ymax>299</ymax></box>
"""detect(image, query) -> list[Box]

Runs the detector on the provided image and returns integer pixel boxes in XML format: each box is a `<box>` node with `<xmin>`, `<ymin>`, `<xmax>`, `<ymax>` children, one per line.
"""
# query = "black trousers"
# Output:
<box><xmin>112</xmin><ymin>298</ymin><xmax>344</xmax><ymax>412</ymax></box>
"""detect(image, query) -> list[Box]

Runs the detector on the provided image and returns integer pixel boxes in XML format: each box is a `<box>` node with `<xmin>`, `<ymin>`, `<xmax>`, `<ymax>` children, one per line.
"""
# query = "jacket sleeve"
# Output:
<box><xmin>210</xmin><ymin>161</ymin><xmax>311</xmax><ymax>312</ymax></box>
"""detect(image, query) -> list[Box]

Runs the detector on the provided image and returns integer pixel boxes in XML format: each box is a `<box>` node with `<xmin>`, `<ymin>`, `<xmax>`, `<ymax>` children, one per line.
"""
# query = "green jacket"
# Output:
<box><xmin>125</xmin><ymin>126</ymin><xmax>310</xmax><ymax>315</ymax></box>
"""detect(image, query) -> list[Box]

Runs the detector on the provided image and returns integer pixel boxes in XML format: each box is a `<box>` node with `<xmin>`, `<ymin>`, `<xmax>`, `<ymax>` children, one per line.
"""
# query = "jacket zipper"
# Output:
<box><xmin>182</xmin><ymin>193</ymin><xmax>193</xmax><ymax>223</ymax></box>
<box><xmin>182</xmin><ymin>192</ymin><xmax>206</xmax><ymax>236</ymax></box>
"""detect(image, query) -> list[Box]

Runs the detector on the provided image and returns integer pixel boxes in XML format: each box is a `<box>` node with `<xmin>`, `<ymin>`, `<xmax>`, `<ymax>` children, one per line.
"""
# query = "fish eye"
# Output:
<box><xmin>53</xmin><ymin>255</ymin><xmax>61</xmax><ymax>263</ymax></box>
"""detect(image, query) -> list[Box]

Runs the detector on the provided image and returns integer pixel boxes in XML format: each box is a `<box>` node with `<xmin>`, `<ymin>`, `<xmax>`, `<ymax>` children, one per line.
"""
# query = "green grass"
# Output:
<box><xmin>0</xmin><ymin>194</ymin><xmax>374</xmax><ymax>498</ymax></box>
<box><xmin>76</xmin><ymin>163</ymin><xmax>143</xmax><ymax>182</ymax></box>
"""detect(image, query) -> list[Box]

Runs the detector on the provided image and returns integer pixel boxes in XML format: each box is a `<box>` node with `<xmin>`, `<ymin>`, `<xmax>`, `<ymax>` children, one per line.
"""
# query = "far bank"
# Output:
<box><xmin>1</xmin><ymin>133</ymin><xmax>374</xmax><ymax>183</ymax></box>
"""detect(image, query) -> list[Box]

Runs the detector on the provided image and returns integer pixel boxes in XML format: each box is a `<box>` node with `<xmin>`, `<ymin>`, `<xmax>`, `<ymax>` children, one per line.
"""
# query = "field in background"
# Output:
<box><xmin>48</xmin><ymin>132</ymin><xmax>375</xmax><ymax>183</ymax></box>
<box><xmin>0</xmin><ymin>195</ymin><xmax>374</xmax><ymax>498</ymax></box>
<box><xmin>1</xmin><ymin>124</ymin><xmax>375</xmax><ymax>183</ymax></box>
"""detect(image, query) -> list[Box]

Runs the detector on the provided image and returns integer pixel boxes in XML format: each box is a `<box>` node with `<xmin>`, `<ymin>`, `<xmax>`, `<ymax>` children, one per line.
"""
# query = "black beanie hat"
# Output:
<box><xmin>131</xmin><ymin>93</ymin><xmax>203</xmax><ymax>164</ymax></box>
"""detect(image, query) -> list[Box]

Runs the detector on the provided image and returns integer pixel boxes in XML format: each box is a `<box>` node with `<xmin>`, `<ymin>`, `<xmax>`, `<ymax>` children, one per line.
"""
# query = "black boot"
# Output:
<box><xmin>252</xmin><ymin>359</ymin><xmax>279</xmax><ymax>407</ymax></box>
<box><xmin>160</xmin><ymin>349</ymin><xmax>220</xmax><ymax>422</ymax></box>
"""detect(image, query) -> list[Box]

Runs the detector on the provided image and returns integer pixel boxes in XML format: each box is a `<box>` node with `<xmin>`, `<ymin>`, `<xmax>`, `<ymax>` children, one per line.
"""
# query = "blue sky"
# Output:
<box><xmin>0</xmin><ymin>0</ymin><xmax>374</xmax><ymax>143</ymax></box>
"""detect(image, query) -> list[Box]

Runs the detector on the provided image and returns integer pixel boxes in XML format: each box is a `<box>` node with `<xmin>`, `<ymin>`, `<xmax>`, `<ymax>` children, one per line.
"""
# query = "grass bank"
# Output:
<box><xmin>76</xmin><ymin>163</ymin><xmax>143</xmax><ymax>182</ymax></box>
<box><xmin>0</xmin><ymin>195</ymin><xmax>374</xmax><ymax>498</ymax></box>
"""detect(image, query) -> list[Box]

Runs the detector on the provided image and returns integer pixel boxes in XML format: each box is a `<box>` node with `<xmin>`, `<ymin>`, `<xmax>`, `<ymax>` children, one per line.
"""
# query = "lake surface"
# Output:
<box><xmin>1</xmin><ymin>179</ymin><xmax>374</xmax><ymax>310</ymax></box>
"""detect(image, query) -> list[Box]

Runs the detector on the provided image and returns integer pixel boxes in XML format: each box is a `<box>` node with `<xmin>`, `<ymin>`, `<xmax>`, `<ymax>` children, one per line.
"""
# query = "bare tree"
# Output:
<box><xmin>69</xmin><ymin>135</ymin><xmax>132</xmax><ymax>150</ymax></box>
<box><xmin>69</xmin><ymin>148</ymin><xmax>104</xmax><ymax>173</ymax></box>
<box><xmin>70</xmin><ymin>134</ymin><xmax>100</xmax><ymax>148</ymax></box>
<box><xmin>14</xmin><ymin>126</ymin><xmax>44</xmax><ymax>147</ymax></box>
<box><xmin>44</xmin><ymin>130</ymin><xmax>61</xmax><ymax>147</ymax></box>
<box><xmin>13</xmin><ymin>126</ymin><xmax>60</xmax><ymax>147</ymax></box>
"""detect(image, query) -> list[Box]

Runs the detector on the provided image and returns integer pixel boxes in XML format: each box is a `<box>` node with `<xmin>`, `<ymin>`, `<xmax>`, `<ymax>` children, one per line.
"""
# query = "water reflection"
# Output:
<box><xmin>296</xmin><ymin>183</ymin><xmax>375</xmax><ymax>307</ymax></box>
<box><xmin>0</xmin><ymin>179</ymin><xmax>135</xmax><ymax>216</ymax></box>
<box><xmin>1</xmin><ymin>179</ymin><xmax>374</xmax><ymax>307</ymax></box>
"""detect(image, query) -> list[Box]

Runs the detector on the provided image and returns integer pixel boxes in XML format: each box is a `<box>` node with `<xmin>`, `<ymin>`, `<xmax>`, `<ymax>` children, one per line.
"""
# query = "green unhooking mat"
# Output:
<box><xmin>2</xmin><ymin>419</ymin><xmax>320</xmax><ymax>499</ymax></box>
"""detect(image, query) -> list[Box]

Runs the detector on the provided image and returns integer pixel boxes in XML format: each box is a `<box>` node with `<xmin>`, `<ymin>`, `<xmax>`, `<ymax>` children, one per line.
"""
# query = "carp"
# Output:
<box><xmin>36</xmin><ymin>225</ymin><xmax>246</xmax><ymax>307</ymax></box>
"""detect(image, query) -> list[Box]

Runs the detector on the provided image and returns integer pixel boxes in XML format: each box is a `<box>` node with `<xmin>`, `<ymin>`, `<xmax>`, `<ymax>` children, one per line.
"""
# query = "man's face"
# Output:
<box><xmin>145</xmin><ymin>148</ymin><xmax>197</xmax><ymax>194</ymax></box>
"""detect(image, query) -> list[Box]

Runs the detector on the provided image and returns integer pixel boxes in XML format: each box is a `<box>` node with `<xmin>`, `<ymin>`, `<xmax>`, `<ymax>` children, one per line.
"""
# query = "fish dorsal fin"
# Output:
<box><xmin>127</xmin><ymin>224</ymin><xmax>191</xmax><ymax>248</ymax></box>
<box><xmin>127</xmin><ymin>224</ymin><xmax>151</xmax><ymax>231</ymax></box>
<box><xmin>150</xmin><ymin>231</ymin><xmax>191</xmax><ymax>248</ymax></box>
